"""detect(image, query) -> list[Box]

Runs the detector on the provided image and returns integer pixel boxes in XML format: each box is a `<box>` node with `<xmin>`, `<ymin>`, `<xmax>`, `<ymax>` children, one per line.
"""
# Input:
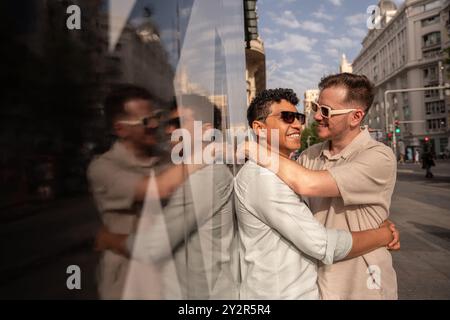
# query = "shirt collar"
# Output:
<box><xmin>320</xmin><ymin>128</ymin><xmax>372</xmax><ymax>161</ymax></box>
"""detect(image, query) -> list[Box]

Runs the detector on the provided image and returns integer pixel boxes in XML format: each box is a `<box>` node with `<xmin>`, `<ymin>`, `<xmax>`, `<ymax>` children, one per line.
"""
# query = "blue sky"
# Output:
<box><xmin>257</xmin><ymin>0</ymin><xmax>405</xmax><ymax>110</ymax></box>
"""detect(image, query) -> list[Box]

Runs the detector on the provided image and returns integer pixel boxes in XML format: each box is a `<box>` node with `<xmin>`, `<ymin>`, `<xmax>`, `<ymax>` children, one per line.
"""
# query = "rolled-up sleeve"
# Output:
<box><xmin>249</xmin><ymin>167</ymin><xmax>352</xmax><ymax>264</ymax></box>
<box><xmin>325</xmin><ymin>229</ymin><xmax>353</xmax><ymax>263</ymax></box>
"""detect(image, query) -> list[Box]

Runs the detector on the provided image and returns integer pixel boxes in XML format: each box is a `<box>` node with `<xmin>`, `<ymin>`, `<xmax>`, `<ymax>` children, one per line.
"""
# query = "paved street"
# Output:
<box><xmin>0</xmin><ymin>161</ymin><xmax>449</xmax><ymax>299</ymax></box>
<box><xmin>392</xmin><ymin>160</ymin><xmax>450</xmax><ymax>299</ymax></box>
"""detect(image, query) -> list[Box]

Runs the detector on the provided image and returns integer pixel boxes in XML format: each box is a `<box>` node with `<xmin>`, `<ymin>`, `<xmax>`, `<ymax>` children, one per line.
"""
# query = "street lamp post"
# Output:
<box><xmin>384</xmin><ymin>84</ymin><xmax>450</xmax><ymax>157</ymax></box>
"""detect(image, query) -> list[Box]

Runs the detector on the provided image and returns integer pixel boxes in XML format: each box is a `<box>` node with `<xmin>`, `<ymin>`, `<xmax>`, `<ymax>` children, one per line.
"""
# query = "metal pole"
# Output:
<box><xmin>383</xmin><ymin>85</ymin><xmax>450</xmax><ymax>157</ymax></box>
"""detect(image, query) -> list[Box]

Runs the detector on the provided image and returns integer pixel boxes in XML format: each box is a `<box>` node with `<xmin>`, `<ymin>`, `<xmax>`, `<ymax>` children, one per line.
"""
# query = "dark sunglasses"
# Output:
<box><xmin>163</xmin><ymin>117</ymin><xmax>181</xmax><ymax>129</ymax></box>
<box><xmin>265</xmin><ymin>111</ymin><xmax>305</xmax><ymax>125</ymax></box>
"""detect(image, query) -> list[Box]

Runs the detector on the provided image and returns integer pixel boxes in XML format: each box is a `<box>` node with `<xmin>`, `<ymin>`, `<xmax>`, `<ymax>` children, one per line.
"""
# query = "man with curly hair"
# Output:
<box><xmin>246</xmin><ymin>74</ymin><xmax>399</xmax><ymax>299</ymax></box>
<box><xmin>235</xmin><ymin>87</ymin><xmax>398</xmax><ymax>299</ymax></box>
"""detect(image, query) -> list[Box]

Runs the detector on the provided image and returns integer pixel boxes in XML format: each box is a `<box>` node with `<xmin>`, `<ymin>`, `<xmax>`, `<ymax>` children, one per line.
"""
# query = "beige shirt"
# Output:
<box><xmin>298</xmin><ymin>128</ymin><xmax>398</xmax><ymax>300</ymax></box>
<box><xmin>87</xmin><ymin>141</ymin><xmax>161</xmax><ymax>299</ymax></box>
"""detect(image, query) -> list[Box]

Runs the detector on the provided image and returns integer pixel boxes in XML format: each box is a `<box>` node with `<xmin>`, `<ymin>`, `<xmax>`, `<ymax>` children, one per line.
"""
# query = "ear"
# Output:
<box><xmin>350</xmin><ymin>109</ymin><xmax>365</xmax><ymax>127</ymax></box>
<box><xmin>113</xmin><ymin>122</ymin><xmax>128</xmax><ymax>139</ymax></box>
<box><xmin>251</xmin><ymin>120</ymin><xmax>267</xmax><ymax>138</ymax></box>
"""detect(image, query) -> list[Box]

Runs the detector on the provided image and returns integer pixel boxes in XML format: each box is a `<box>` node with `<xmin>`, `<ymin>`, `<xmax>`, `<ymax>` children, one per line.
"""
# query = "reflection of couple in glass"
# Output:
<box><xmin>89</xmin><ymin>86</ymin><xmax>237</xmax><ymax>299</ymax></box>
<box><xmin>91</xmin><ymin>73</ymin><xmax>400</xmax><ymax>300</ymax></box>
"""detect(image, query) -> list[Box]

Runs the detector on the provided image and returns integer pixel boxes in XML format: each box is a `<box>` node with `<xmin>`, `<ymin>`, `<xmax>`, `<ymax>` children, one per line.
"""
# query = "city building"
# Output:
<box><xmin>352</xmin><ymin>0</ymin><xmax>450</xmax><ymax>159</ymax></box>
<box><xmin>303</xmin><ymin>89</ymin><xmax>320</xmax><ymax>126</ymax></box>
<box><xmin>244</xmin><ymin>0</ymin><xmax>266</xmax><ymax>105</ymax></box>
<box><xmin>340</xmin><ymin>54</ymin><xmax>353</xmax><ymax>73</ymax></box>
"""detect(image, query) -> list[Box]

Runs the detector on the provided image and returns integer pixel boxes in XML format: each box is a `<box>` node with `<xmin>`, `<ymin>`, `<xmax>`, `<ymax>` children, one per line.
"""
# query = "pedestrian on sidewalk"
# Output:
<box><xmin>421</xmin><ymin>143</ymin><xmax>435</xmax><ymax>178</ymax></box>
<box><xmin>398</xmin><ymin>140</ymin><xmax>405</xmax><ymax>164</ymax></box>
<box><xmin>414</xmin><ymin>149</ymin><xmax>420</xmax><ymax>164</ymax></box>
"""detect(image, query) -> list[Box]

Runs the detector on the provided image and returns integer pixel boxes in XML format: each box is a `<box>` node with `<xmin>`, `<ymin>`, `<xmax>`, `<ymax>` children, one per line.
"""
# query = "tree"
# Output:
<box><xmin>299</xmin><ymin>122</ymin><xmax>322</xmax><ymax>153</ymax></box>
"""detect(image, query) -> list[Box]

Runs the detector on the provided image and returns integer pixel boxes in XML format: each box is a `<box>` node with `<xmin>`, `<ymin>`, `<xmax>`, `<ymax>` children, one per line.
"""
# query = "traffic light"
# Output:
<box><xmin>387</xmin><ymin>132</ymin><xmax>393</xmax><ymax>140</ymax></box>
<box><xmin>394</xmin><ymin>120</ymin><xmax>401</xmax><ymax>134</ymax></box>
<box><xmin>424</xmin><ymin>136</ymin><xmax>429</xmax><ymax>142</ymax></box>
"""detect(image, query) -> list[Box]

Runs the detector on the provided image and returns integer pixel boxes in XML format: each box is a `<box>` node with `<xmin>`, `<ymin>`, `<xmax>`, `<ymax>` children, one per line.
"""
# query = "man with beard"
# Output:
<box><xmin>236</xmin><ymin>88</ymin><xmax>398</xmax><ymax>299</ymax></box>
<box><xmin>91</xmin><ymin>93</ymin><xmax>238</xmax><ymax>299</ymax></box>
<box><xmin>246</xmin><ymin>74</ymin><xmax>399</xmax><ymax>299</ymax></box>
<box><xmin>88</xmin><ymin>85</ymin><xmax>203</xmax><ymax>299</ymax></box>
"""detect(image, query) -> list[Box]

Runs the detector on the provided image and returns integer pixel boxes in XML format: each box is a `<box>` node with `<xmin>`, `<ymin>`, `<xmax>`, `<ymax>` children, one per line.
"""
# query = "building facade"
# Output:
<box><xmin>244</xmin><ymin>0</ymin><xmax>266</xmax><ymax>105</ymax></box>
<box><xmin>352</xmin><ymin>0</ymin><xmax>450</xmax><ymax>159</ymax></box>
<box><xmin>340</xmin><ymin>54</ymin><xmax>353</xmax><ymax>73</ymax></box>
<box><xmin>303</xmin><ymin>89</ymin><xmax>320</xmax><ymax>126</ymax></box>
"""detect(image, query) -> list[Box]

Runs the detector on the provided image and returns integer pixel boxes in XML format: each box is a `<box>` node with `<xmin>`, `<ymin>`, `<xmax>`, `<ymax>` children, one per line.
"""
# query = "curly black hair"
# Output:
<box><xmin>247</xmin><ymin>88</ymin><xmax>299</xmax><ymax>126</ymax></box>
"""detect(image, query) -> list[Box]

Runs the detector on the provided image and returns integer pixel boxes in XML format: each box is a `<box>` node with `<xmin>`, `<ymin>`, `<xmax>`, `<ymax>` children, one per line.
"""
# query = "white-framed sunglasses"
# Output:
<box><xmin>311</xmin><ymin>101</ymin><xmax>357</xmax><ymax>119</ymax></box>
<box><xmin>116</xmin><ymin>115</ymin><xmax>160</xmax><ymax>127</ymax></box>
<box><xmin>116</xmin><ymin>110</ymin><xmax>163</xmax><ymax>127</ymax></box>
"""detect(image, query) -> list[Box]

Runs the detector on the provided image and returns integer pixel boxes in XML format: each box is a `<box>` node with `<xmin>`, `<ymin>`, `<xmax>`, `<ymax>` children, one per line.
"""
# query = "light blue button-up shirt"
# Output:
<box><xmin>234</xmin><ymin>160</ymin><xmax>352</xmax><ymax>299</ymax></box>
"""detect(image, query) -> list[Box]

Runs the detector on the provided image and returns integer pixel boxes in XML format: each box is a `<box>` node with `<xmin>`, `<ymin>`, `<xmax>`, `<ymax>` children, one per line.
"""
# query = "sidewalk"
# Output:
<box><xmin>397</xmin><ymin>159</ymin><xmax>450</xmax><ymax>178</ymax></box>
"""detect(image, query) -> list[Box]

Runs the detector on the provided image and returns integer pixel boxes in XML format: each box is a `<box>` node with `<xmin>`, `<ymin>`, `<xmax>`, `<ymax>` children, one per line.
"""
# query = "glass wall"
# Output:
<box><xmin>0</xmin><ymin>0</ymin><xmax>247</xmax><ymax>299</ymax></box>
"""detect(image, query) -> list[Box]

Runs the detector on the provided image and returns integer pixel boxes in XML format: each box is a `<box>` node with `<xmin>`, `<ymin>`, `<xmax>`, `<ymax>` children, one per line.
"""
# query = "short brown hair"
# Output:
<box><xmin>104</xmin><ymin>84</ymin><xmax>156</xmax><ymax>128</ymax></box>
<box><xmin>318</xmin><ymin>73</ymin><xmax>374</xmax><ymax>112</ymax></box>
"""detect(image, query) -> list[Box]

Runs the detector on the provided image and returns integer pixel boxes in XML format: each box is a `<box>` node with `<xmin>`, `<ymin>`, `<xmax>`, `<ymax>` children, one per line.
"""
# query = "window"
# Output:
<box><xmin>423</xmin><ymin>48</ymin><xmax>441</xmax><ymax>59</ymax></box>
<box><xmin>403</xmin><ymin>92</ymin><xmax>408</xmax><ymax>103</ymax></box>
<box><xmin>426</xmin><ymin>101</ymin><xmax>445</xmax><ymax>114</ymax></box>
<box><xmin>423</xmin><ymin>32</ymin><xmax>441</xmax><ymax>47</ymax></box>
<box><xmin>424</xmin><ymin>86</ymin><xmax>440</xmax><ymax>98</ymax></box>
<box><xmin>427</xmin><ymin>118</ymin><xmax>446</xmax><ymax>130</ymax></box>
<box><xmin>421</xmin><ymin>15</ymin><xmax>440</xmax><ymax>27</ymax></box>
<box><xmin>440</xmin><ymin>138</ymin><xmax>449</xmax><ymax>152</ymax></box>
<box><xmin>423</xmin><ymin>65</ymin><xmax>438</xmax><ymax>82</ymax></box>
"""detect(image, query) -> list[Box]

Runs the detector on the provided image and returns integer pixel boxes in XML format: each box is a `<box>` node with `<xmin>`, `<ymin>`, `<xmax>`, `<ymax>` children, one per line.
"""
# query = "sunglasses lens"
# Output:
<box><xmin>299</xmin><ymin>114</ymin><xmax>305</xmax><ymax>124</ymax></box>
<box><xmin>281</xmin><ymin>112</ymin><xmax>295</xmax><ymax>124</ymax></box>
<box><xmin>320</xmin><ymin>106</ymin><xmax>329</xmax><ymax>118</ymax></box>
<box><xmin>166</xmin><ymin>117</ymin><xmax>181</xmax><ymax>128</ymax></box>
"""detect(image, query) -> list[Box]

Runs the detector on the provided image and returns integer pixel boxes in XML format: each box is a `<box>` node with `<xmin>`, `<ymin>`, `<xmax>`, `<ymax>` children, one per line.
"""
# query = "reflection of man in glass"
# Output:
<box><xmin>88</xmin><ymin>85</ymin><xmax>204</xmax><ymax>299</ymax></box>
<box><xmin>235</xmin><ymin>88</ymin><xmax>399</xmax><ymax>299</ymax></box>
<box><xmin>93</xmin><ymin>94</ymin><xmax>238</xmax><ymax>299</ymax></box>
<box><xmin>88</xmin><ymin>84</ymin><xmax>162</xmax><ymax>299</ymax></box>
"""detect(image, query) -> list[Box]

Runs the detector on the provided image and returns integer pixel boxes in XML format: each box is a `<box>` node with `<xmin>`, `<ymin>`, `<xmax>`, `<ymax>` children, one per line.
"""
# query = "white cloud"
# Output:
<box><xmin>267</xmin><ymin>63</ymin><xmax>334</xmax><ymax>100</ymax></box>
<box><xmin>326</xmin><ymin>36</ymin><xmax>359</xmax><ymax>49</ymax></box>
<box><xmin>307</xmin><ymin>54</ymin><xmax>322</xmax><ymax>62</ymax></box>
<box><xmin>325</xmin><ymin>48</ymin><xmax>340</xmax><ymax>58</ymax></box>
<box><xmin>349</xmin><ymin>27</ymin><xmax>367</xmax><ymax>39</ymax></box>
<box><xmin>270</xmin><ymin>11</ymin><xmax>327</xmax><ymax>33</ymax></box>
<box><xmin>345</xmin><ymin>13</ymin><xmax>367</xmax><ymax>26</ymax></box>
<box><xmin>270</xmin><ymin>11</ymin><xmax>301</xmax><ymax>29</ymax></box>
<box><xmin>329</xmin><ymin>0</ymin><xmax>342</xmax><ymax>6</ymax></box>
<box><xmin>262</xmin><ymin>27</ymin><xmax>275</xmax><ymax>35</ymax></box>
<box><xmin>266</xmin><ymin>33</ymin><xmax>317</xmax><ymax>53</ymax></box>
<box><xmin>301</xmin><ymin>20</ymin><xmax>327</xmax><ymax>34</ymax></box>
<box><xmin>312</xmin><ymin>5</ymin><xmax>334</xmax><ymax>21</ymax></box>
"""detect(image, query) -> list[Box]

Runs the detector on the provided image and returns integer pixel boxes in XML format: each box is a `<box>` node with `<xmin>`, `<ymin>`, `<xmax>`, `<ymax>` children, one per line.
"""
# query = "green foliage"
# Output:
<box><xmin>299</xmin><ymin>122</ymin><xmax>323</xmax><ymax>153</ymax></box>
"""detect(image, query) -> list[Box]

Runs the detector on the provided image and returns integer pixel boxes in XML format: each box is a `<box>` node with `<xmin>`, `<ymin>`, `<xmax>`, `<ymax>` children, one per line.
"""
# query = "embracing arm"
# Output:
<box><xmin>244</xmin><ymin>140</ymin><xmax>339</xmax><ymax>197</ymax></box>
<box><xmin>275</xmin><ymin>156</ymin><xmax>339</xmax><ymax>197</ymax></box>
